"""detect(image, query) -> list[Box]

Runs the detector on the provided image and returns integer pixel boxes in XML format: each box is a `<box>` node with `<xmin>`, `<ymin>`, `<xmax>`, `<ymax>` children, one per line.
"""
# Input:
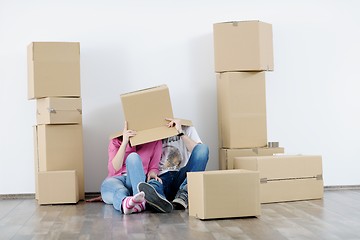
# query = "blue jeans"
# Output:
<box><xmin>149</xmin><ymin>144</ymin><xmax>209</xmax><ymax>201</ymax></box>
<box><xmin>100</xmin><ymin>152</ymin><xmax>146</xmax><ymax>212</ymax></box>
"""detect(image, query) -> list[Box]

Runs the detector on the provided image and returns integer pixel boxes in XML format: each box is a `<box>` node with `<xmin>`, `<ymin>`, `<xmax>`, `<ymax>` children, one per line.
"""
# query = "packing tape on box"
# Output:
<box><xmin>268</xmin><ymin>142</ymin><xmax>279</xmax><ymax>148</ymax></box>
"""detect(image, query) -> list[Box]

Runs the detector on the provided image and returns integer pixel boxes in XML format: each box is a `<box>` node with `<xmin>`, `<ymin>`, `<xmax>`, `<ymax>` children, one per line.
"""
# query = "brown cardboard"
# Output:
<box><xmin>219</xmin><ymin>147</ymin><xmax>285</xmax><ymax>170</ymax></box>
<box><xmin>116</xmin><ymin>85</ymin><xmax>192</xmax><ymax>146</ymax></box>
<box><xmin>188</xmin><ymin>169</ymin><xmax>261</xmax><ymax>220</ymax></box>
<box><xmin>261</xmin><ymin>178</ymin><xmax>323</xmax><ymax>204</ymax></box>
<box><xmin>35</xmin><ymin>124</ymin><xmax>84</xmax><ymax>200</ymax></box>
<box><xmin>33</xmin><ymin>126</ymin><xmax>39</xmax><ymax>200</ymax></box>
<box><xmin>27</xmin><ymin>42</ymin><xmax>81</xmax><ymax>99</ymax></box>
<box><xmin>37</xmin><ymin>170</ymin><xmax>79</xmax><ymax>205</ymax></box>
<box><xmin>234</xmin><ymin>155</ymin><xmax>323</xmax><ymax>203</ymax></box>
<box><xmin>213</xmin><ymin>20</ymin><xmax>274</xmax><ymax>72</ymax></box>
<box><xmin>36</xmin><ymin>97</ymin><xmax>82</xmax><ymax>124</ymax></box>
<box><xmin>217</xmin><ymin>72</ymin><xmax>267</xmax><ymax>148</ymax></box>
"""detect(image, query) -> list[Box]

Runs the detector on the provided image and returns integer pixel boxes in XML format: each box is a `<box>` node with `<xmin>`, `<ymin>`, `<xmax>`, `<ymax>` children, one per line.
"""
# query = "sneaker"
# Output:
<box><xmin>172</xmin><ymin>189</ymin><xmax>188</xmax><ymax>210</ymax></box>
<box><xmin>137</xmin><ymin>182</ymin><xmax>173</xmax><ymax>213</ymax></box>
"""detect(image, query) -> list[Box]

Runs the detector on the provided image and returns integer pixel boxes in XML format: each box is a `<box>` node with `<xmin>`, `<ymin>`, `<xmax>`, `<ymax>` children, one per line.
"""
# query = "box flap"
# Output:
<box><xmin>109</xmin><ymin>118</ymin><xmax>192</xmax><ymax>141</ymax></box>
<box><xmin>130</xmin><ymin>126</ymin><xmax>178</xmax><ymax>146</ymax></box>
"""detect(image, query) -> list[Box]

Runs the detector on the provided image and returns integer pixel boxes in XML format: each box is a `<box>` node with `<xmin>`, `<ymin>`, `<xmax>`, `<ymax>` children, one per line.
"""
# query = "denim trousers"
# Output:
<box><xmin>100</xmin><ymin>152</ymin><xmax>146</xmax><ymax>212</ymax></box>
<box><xmin>149</xmin><ymin>144</ymin><xmax>209</xmax><ymax>201</ymax></box>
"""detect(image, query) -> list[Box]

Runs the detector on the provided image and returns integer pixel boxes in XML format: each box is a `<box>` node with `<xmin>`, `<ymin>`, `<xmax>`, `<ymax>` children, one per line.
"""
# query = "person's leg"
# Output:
<box><xmin>147</xmin><ymin>178</ymin><xmax>165</xmax><ymax>197</ymax></box>
<box><xmin>138</xmin><ymin>178</ymin><xmax>173</xmax><ymax>213</ymax></box>
<box><xmin>100</xmin><ymin>176</ymin><xmax>129</xmax><ymax>212</ymax></box>
<box><xmin>172</xmin><ymin>144</ymin><xmax>209</xmax><ymax>196</ymax></box>
<box><xmin>160</xmin><ymin>171</ymin><xmax>178</xmax><ymax>201</ymax></box>
<box><xmin>172</xmin><ymin>144</ymin><xmax>209</xmax><ymax>209</ymax></box>
<box><xmin>125</xmin><ymin>152</ymin><xmax>147</xmax><ymax>195</ymax></box>
<box><xmin>123</xmin><ymin>152</ymin><xmax>147</xmax><ymax>214</ymax></box>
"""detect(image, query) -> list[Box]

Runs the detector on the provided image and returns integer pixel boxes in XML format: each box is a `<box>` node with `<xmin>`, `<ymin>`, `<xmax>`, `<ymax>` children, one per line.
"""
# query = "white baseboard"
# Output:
<box><xmin>1</xmin><ymin>186</ymin><xmax>360</xmax><ymax>199</ymax></box>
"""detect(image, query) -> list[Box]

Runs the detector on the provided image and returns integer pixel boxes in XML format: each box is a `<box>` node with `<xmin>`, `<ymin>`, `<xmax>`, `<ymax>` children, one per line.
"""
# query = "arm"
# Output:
<box><xmin>166</xmin><ymin>118</ymin><xmax>199</xmax><ymax>153</ymax></box>
<box><xmin>111</xmin><ymin>121</ymin><xmax>136</xmax><ymax>172</ymax></box>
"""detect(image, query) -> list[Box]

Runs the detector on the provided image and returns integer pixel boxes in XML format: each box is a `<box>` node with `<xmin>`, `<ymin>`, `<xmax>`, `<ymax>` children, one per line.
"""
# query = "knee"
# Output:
<box><xmin>193</xmin><ymin>144</ymin><xmax>209</xmax><ymax>159</ymax></box>
<box><xmin>126</xmin><ymin>152</ymin><xmax>142</xmax><ymax>166</ymax></box>
<box><xmin>101</xmin><ymin>177</ymin><xmax>116</xmax><ymax>189</ymax></box>
<box><xmin>100</xmin><ymin>177</ymin><xmax>117</xmax><ymax>204</ymax></box>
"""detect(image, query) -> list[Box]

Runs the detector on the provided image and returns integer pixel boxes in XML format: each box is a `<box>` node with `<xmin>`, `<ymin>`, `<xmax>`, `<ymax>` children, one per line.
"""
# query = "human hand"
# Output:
<box><xmin>165</xmin><ymin>118</ymin><xmax>182</xmax><ymax>133</ymax></box>
<box><xmin>122</xmin><ymin>121</ymin><xmax>136</xmax><ymax>145</ymax></box>
<box><xmin>147</xmin><ymin>171</ymin><xmax>163</xmax><ymax>184</ymax></box>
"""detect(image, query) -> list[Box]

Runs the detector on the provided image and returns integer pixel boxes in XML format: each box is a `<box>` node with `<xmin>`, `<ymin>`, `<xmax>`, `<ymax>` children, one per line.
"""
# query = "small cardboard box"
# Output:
<box><xmin>219</xmin><ymin>147</ymin><xmax>285</xmax><ymax>170</ymax></box>
<box><xmin>217</xmin><ymin>72</ymin><xmax>267</xmax><ymax>148</ymax></box>
<box><xmin>213</xmin><ymin>20</ymin><xmax>274</xmax><ymax>72</ymax></box>
<box><xmin>37</xmin><ymin>170</ymin><xmax>79</xmax><ymax>205</ymax></box>
<box><xmin>28</xmin><ymin>42</ymin><xmax>81</xmax><ymax>99</ymax></box>
<box><xmin>112</xmin><ymin>85</ymin><xmax>191</xmax><ymax>146</ymax></box>
<box><xmin>234</xmin><ymin>155</ymin><xmax>323</xmax><ymax>203</ymax></box>
<box><xmin>34</xmin><ymin>125</ymin><xmax>84</xmax><ymax>200</ymax></box>
<box><xmin>188</xmin><ymin>169</ymin><xmax>261</xmax><ymax>220</ymax></box>
<box><xmin>36</xmin><ymin>97</ymin><xmax>82</xmax><ymax>124</ymax></box>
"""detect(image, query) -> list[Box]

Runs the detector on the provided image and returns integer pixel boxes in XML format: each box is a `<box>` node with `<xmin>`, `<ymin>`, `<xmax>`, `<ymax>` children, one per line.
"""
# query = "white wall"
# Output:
<box><xmin>1</xmin><ymin>0</ymin><xmax>359</xmax><ymax>194</ymax></box>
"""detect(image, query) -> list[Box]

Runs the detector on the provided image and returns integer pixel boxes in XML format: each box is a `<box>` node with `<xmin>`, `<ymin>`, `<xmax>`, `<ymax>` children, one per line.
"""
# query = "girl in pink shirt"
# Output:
<box><xmin>100</xmin><ymin>122</ymin><xmax>162</xmax><ymax>214</ymax></box>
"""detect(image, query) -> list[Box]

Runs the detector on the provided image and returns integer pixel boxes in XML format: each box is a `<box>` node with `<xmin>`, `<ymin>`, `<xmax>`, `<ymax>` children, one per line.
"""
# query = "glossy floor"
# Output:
<box><xmin>1</xmin><ymin>189</ymin><xmax>359</xmax><ymax>240</ymax></box>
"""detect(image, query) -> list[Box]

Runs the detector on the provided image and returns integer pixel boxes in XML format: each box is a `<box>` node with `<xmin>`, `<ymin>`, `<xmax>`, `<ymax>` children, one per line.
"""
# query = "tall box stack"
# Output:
<box><xmin>213</xmin><ymin>20</ymin><xmax>282</xmax><ymax>170</ymax></box>
<box><xmin>213</xmin><ymin>21</ymin><xmax>324</xmax><ymax>204</ymax></box>
<box><xmin>28</xmin><ymin>42</ymin><xmax>84</xmax><ymax>204</ymax></box>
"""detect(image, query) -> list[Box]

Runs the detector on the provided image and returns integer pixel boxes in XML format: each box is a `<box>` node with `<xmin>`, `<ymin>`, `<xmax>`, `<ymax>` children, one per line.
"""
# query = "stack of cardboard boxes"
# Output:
<box><xmin>214</xmin><ymin>20</ymin><xmax>283</xmax><ymax>170</ymax></box>
<box><xmin>188</xmin><ymin>21</ymin><xmax>324</xmax><ymax>220</ymax></box>
<box><xmin>28</xmin><ymin>42</ymin><xmax>84</xmax><ymax>205</ymax></box>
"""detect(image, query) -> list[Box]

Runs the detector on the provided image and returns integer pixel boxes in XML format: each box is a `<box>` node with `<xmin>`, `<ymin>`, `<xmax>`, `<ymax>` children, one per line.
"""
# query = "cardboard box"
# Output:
<box><xmin>213</xmin><ymin>20</ymin><xmax>274</xmax><ymax>72</ymax></box>
<box><xmin>36</xmin><ymin>97</ymin><xmax>82</xmax><ymax>124</ymax></box>
<box><xmin>188</xmin><ymin>169</ymin><xmax>261</xmax><ymax>220</ymax></box>
<box><xmin>234</xmin><ymin>155</ymin><xmax>323</xmax><ymax>203</ymax></box>
<box><xmin>113</xmin><ymin>85</ymin><xmax>192</xmax><ymax>146</ymax></box>
<box><xmin>34</xmin><ymin>124</ymin><xmax>84</xmax><ymax>200</ymax></box>
<box><xmin>28</xmin><ymin>42</ymin><xmax>81</xmax><ymax>99</ymax></box>
<box><xmin>219</xmin><ymin>147</ymin><xmax>285</xmax><ymax>170</ymax></box>
<box><xmin>217</xmin><ymin>72</ymin><xmax>267</xmax><ymax>148</ymax></box>
<box><xmin>37</xmin><ymin>170</ymin><xmax>79</xmax><ymax>205</ymax></box>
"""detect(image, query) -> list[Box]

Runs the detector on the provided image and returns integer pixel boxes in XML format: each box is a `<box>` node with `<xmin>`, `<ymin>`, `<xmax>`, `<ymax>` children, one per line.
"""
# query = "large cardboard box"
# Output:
<box><xmin>217</xmin><ymin>72</ymin><xmax>267</xmax><ymax>148</ymax></box>
<box><xmin>213</xmin><ymin>20</ymin><xmax>274</xmax><ymax>72</ymax></box>
<box><xmin>219</xmin><ymin>147</ymin><xmax>284</xmax><ymax>170</ymax></box>
<box><xmin>37</xmin><ymin>170</ymin><xmax>79</xmax><ymax>205</ymax></box>
<box><xmin>36</xmin><ymin>97</ymin><xmax>82</xmax><ymax>125</ymax></box>
<box><xmin>188</xmin><ymin>169</ymin><xmax>261</xmax><ymax>220</ymax></box>
<box><xmin>28</xmin><ymin>42</ymin><xmax>81</xmax><ymax>99</ymax></box>
<box><xmin>234</xmin><ymin>155</ymin><xmax>323</xmax><ymax>203</ymax></box>
<box><xmin>34</xmin><ymin>125</ymin><xmax>84</xmax><ymax>200</ymax></box>
<box><xmin>113</xmin><ymin>85</ymin><xmax>191</xmax><ymax>146</ymax></box>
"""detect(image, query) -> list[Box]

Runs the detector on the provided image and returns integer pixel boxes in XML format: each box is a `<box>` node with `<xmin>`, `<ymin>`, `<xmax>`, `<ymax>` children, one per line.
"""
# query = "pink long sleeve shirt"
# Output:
<box><xmin>107</xmin><ymin>138</ymin><xmax>162</xmax><ymax>177</ymax></box>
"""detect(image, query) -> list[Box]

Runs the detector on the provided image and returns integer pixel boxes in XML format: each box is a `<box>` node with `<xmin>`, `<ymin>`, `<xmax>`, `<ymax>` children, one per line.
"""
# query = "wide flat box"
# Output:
<box><xmin>28</xmin><ymin>42</ymin><xmax>81</xmax><ymax>99</ymax></box>
<box><xmin>234</xmin><ymin>155</ymin><xmax>323</xmax><ymax>203</ymax></box>
<box><xmin>217</xmin><ymin>72</ymin><xmax>267</xmax><ymax>148</ymax></box>
<box><xmin>219</xmin><ymin>147</ymin><xmax>284</xmax><ymax>170</ymax></box>
<box><xmin>114</xmin><ymin>85</ymin><xmax>191</xmax><ymax>146</ymax></box>
<box><xmin>213</xmin><ymin>20</ymin><xmax>274</xmax><ymax>72</ymax></box>
<box><xmin>37</xmin><ymin>170</ymin><xmax>79</xmax><ymax>205</ymax></box>
<box><xmin>36</xmin><ymin>97</ymin><xmax>82</xmax><ymax>124</ymax></box>
<box><xmin>34</xmin><ymin>125</ymin><xmax>84</xmax><ymax>200</ymax></box>
<box><xmin>188</xmin><ymin>169</ymin><xmax>261</xmax><ymax>220</ymax></box>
